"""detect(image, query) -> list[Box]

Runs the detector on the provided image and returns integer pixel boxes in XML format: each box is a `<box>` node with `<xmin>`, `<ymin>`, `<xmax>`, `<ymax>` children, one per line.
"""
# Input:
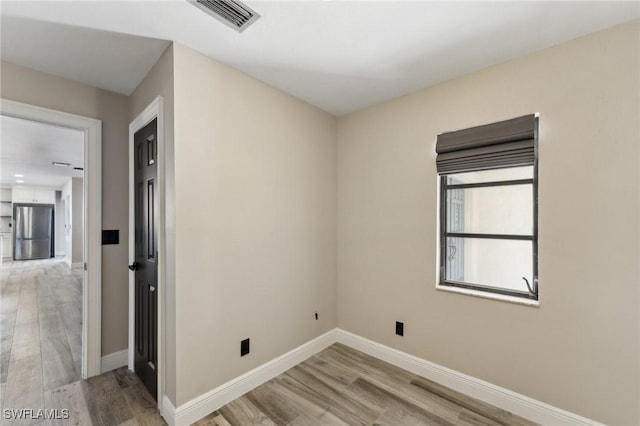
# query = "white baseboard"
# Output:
<box><xmin>163</xmin><ymin>329</ymin><xmax>336</xmax><ymax>426</ymax></box>
<box><xmin>335</xmin><ymin>329</ymin><xmax>602</xmax><ymax>426</ymax></box>
<box><xmin>161</xmin><ymin>395</ymin><xmax>177</xmax><ymax>426</ymax></box>
<box><xmin>101</xmin><ymin>349</ymin><xmax>128</xmax><ymax>374</ymax></box>
<box><xmin>160</xmin><ymin>328</ymin><xmax>601</xmax><ymax>426</ymax></box>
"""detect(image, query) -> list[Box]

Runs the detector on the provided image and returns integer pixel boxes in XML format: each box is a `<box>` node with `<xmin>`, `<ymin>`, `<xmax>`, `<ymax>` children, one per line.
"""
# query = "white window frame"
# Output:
<box><xmin>435</xmin><ymin>116</ymin><xmax>539</xmax><ymax>306</ymax></box>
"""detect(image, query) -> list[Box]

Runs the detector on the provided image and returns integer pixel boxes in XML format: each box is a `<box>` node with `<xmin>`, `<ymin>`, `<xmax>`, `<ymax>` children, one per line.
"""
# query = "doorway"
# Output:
<box><xmin>0</xmin><ymin>99</ymin><xmax>103</xmax><ymax>378</ymax></box>
<box><xmin>131</xmin><ymin>117</ymin><xmax>158</xmax><ymax>398</ymax></box>
<box><xmin>128</xmin><ymin>96</ymin><xmax>165</xmax><ymax>407</ymax></box>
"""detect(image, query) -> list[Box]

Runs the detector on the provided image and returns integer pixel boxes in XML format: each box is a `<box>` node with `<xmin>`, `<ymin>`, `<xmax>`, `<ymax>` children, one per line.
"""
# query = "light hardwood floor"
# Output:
<box><xmin>1</xmin><ymin>258</ymin><xmax>83</xmax><ymax>411</ymax></box>
<box><xmin>2</xmin><ymin>259</ymin><xmax>535</xmax><ymax>425</ymax></box>
<box><xmin>0</xmin><ymin>258</ymin><xmax>165</xmax><ymax>426</ymax></box>
<box><xmin>193</xmin><ymin>344</ymin><xmax>537</xmax><ymax>426</ymax></box>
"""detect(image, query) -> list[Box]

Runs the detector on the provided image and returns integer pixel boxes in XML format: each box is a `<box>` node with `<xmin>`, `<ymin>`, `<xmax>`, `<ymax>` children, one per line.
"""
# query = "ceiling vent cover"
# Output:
<box><xmin>189</xmin><ymin>0</ymin><xmax>260</xmax><ymax>33</ymax></box>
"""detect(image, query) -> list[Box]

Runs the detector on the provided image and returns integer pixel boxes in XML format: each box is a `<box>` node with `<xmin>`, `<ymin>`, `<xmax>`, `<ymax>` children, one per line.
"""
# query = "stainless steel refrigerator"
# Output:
<box><xmin>13</xmin><ymin>204</ymin><xmax>54</xmax><ymax>260</ymax></box>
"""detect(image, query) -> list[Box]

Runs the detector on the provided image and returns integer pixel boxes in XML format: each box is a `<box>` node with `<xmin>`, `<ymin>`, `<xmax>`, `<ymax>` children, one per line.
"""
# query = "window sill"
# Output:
<box><xmin>435</xmin><ymin>284</ymin><xmax>540</xmax><ymax>307</ymax></box>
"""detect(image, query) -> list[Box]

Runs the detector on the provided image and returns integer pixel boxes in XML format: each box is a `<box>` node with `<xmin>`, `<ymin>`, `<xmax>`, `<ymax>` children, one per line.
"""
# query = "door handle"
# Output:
<box><xmin>128</xmin><ymin>262</ymin><xmax>139</xmax><ymax>271</ymax></box>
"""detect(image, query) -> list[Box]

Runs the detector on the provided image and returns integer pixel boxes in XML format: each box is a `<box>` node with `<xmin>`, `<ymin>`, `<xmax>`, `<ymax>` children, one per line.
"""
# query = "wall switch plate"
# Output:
<box><xmin>241</xmin><ymin>338</ymin><xmax>250</xmax><ymax>356</ymax></box>
<box><xmin>101</xmin><ymin>229</ymin><xmax>119</xmax><ymax>245</ymax></box>
<box><xmin>395</xmin><ymin>321</ymin><xmax>404</xmax><ymax>336</ymax></box>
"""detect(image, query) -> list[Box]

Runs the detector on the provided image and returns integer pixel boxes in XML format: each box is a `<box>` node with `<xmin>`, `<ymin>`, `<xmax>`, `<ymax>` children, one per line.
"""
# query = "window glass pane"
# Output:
<box><xmin>447</xmin><ymin>166</ymin><xmax>533</xmax><ymax>185</ymax></box>
<box><xmin>445</xmin><ymin>238</ymin><xmax>533</xmax><ymax>293</ymax></box>
<box><xmin>446</xmin><ymin>184</ymin><xmax>533</xmax><ymax>235</ymax></box>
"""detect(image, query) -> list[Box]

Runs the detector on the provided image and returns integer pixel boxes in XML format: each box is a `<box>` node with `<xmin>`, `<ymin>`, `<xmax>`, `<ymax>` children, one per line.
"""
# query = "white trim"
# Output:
<box><xmin>0</xmin><ymin>99</ymin><xmax>102</xmax><ymax>380</ymax></box>
<box><xmin>435</xmin><ymin>284</ymin><xmax>540</xmax><ymax>307</ymax></box>
<box><xmin>159</xmin><ymin>328</ymin><xmax>600</xmax><ymax>426</ymax></box>
<box><xmin>165</xmin><ymin>330</ymin><xmax>337</xmax><ymax>426</ymax></box>
<box><xmin>101</xmin><ymin>349</ymin><xmax>128</xmax><ymax>373</ymax></box>
<box><xmin>128</xmin><ymin>97</ymin><xmax>165</xmax><ymax>408</ymax></box>
<box><xmin>71</xmin><ymin>262</ymin><xmax>84</xmax><ymax>269</ymax></box>
<box><xmin>161</xmin><ymin>395</ymin><xmax>177</xmax><ymax>426</ymax></box>
<box><xmin>335</xmin><ymin>329</ymin><xmax>603</xmax><ymax>426</ymax></box>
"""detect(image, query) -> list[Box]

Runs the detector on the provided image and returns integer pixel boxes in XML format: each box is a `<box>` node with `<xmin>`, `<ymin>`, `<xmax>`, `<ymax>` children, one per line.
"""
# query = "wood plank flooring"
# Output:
<box><xmin>1</xmin><ymin>258</ymin><xmax>82</xmax><ymax>392</ymax></box>
<box><xmin>0</xmin><ymin>259</ymin><xmax>166</xmax><ymax>426</ymax></box>
<box><xmin>1</xmin><ymin>258</ymin><xmax>82</xmax><ymax>408</ymax></box>
<box><xmin>193</xmin><ymin>344</ymin><xmax>537</xmax><ymax>426</ymax></box>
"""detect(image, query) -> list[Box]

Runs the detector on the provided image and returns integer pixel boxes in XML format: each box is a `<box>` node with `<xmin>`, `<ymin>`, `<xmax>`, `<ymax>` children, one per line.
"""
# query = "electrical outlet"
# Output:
<box><xmin>395</xmin><ymin>321</ymin><xmax>404</xmax><ymax>336</ymax></box>
<box><xmin>241</xmin><ymin>338</ymin><xmax>250</xmax><ymax>356</ymax></box>
<box><xmin>315</xmin><ymin>311</ymin><xmax>319</xmax><ymax>320</ymax></box>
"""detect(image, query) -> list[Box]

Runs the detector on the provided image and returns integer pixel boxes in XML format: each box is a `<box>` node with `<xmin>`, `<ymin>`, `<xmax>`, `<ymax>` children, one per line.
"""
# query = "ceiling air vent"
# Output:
<box><xmin>189</xmin><ymin>0</ymin><xmax>260</xmax><ymax>33</ymax></box>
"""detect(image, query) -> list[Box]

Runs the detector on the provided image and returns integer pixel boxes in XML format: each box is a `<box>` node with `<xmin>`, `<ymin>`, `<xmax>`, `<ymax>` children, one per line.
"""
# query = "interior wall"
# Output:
<box><xmin>172</xmin><ymin>43</ymin><xmax>337</xmax><ymax>405</ymax></box>
<box><xmin>129</xmin><ymin>44</ymin><xmax>176</xmax><ymax>404</ymax></box>
<box><xmin>71</xmin><ymin>177</ymin><xmax>83</xmax><ymax>263</ymax></box>
<box><xmin>336</xmin><ymin>20</ymin><xmax>639</xmax><ymax>425</ymax></box>
<box><xmin>54</xmin><ymin>190</ymin><xmax>64</xmax><ymax>256</ymax></box>
<box><xmin>1</xmin><ymin>61</ymin><xmax>131</xmax><ymax>356</ymax></box>
<box><xmin>61</xmin><ymin>180</ymin><xmax>72</xmax><ymax>264</ymax></box>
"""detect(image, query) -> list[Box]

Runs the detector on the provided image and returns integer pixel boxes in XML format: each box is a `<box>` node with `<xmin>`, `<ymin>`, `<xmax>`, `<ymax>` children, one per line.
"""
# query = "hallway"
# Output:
<box><xmin>0</xmin><ymin>258</ymin><xmax>82</xmax><ymax>421</ymax></box>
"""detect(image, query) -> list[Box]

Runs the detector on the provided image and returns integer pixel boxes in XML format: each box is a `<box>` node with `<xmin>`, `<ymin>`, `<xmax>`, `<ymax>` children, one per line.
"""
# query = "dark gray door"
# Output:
<box><xmin>132</xmin><ymin>118</ymin><xmax>158</xmax><ymax>399</ymax></box>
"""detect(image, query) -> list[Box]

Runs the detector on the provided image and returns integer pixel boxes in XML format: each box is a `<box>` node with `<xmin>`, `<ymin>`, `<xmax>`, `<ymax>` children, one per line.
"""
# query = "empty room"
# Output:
<box><xmin>0</xmin><ymin>1</ymin><xmax>638</xmax><ymax>426</ymax></box>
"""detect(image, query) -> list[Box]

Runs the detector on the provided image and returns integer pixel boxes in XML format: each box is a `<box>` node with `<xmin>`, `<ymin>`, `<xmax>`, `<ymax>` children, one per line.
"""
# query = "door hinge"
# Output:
<box><xmin>84</xmin><ymin>262</ymin><xmax>88</xmax><ymax>271</ymax></box>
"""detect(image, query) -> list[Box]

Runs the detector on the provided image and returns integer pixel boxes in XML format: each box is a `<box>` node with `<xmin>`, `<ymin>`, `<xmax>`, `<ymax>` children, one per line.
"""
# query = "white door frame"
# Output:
<box><xmin>0</xmin><ymin>98</ymin><xmax>102</xmax><ymax>379</ymax></box>
<box><xmin>128</xmin><ymin>96</ymin><xmax>165</xmax><ymax>407</ymax></box>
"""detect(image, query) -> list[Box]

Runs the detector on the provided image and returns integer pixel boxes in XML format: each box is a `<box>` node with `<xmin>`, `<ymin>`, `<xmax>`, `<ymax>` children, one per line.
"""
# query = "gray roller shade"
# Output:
<box><xmin>436</xmin><ymin>114</ymin><xmax>537</xmax><ymax>174</ymax></box>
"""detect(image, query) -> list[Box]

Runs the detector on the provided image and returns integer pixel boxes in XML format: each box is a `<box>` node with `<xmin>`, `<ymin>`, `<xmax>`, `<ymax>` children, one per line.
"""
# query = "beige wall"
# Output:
<box><xmin>172</xmin><ymin>43</ymin><xmax>337</xmax><ymax>405</ymax></box>
<box><xmin>0</xmin><ymin>62</ymin><xmax>130</xmax><ymax>356</ymax></box>
<box><xmin>129</xmin><ymin>44</ymin><xmax>177</xmax><ymax>403</ymax></box>
<box><xmin>336</xmin><ymin>20</ymin><xmax>640</xmax><ymax>425</ymax></box>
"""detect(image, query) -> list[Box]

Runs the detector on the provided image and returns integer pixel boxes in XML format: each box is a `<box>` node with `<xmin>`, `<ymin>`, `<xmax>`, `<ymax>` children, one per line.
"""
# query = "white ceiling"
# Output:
<box><xmin>0</xmin><ymin>115</ymin><xmax>84</xmax><ymax>188</ymax></box>
<box><xmin>1</xmin><ymin>1</ymin><xmax>639</xmax><ymax>115</ymax></box>
<box><xmin>0</xmin><ymin>16</ymin><xmax>170</xmax><ymax>95</ymax></box>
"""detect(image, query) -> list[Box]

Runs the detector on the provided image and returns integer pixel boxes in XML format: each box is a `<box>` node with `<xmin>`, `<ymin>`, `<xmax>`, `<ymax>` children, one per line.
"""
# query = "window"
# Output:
<box><xmin>436</xmin><ymin>115</ymin><xmax>538</xmax><ymax>302</ymax></box>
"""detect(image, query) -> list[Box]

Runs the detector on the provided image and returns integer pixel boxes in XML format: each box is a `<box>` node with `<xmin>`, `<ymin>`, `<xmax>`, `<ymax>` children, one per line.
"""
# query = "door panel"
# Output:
<box><xmin>133</xmin><ymin>118</ymin><xmax>158</xmax><ymax>399</ymax></box>
<box><xmin>147</xmin><ymin>179</ymin><xmax>155</xmax><ymax>261</ymax></box>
